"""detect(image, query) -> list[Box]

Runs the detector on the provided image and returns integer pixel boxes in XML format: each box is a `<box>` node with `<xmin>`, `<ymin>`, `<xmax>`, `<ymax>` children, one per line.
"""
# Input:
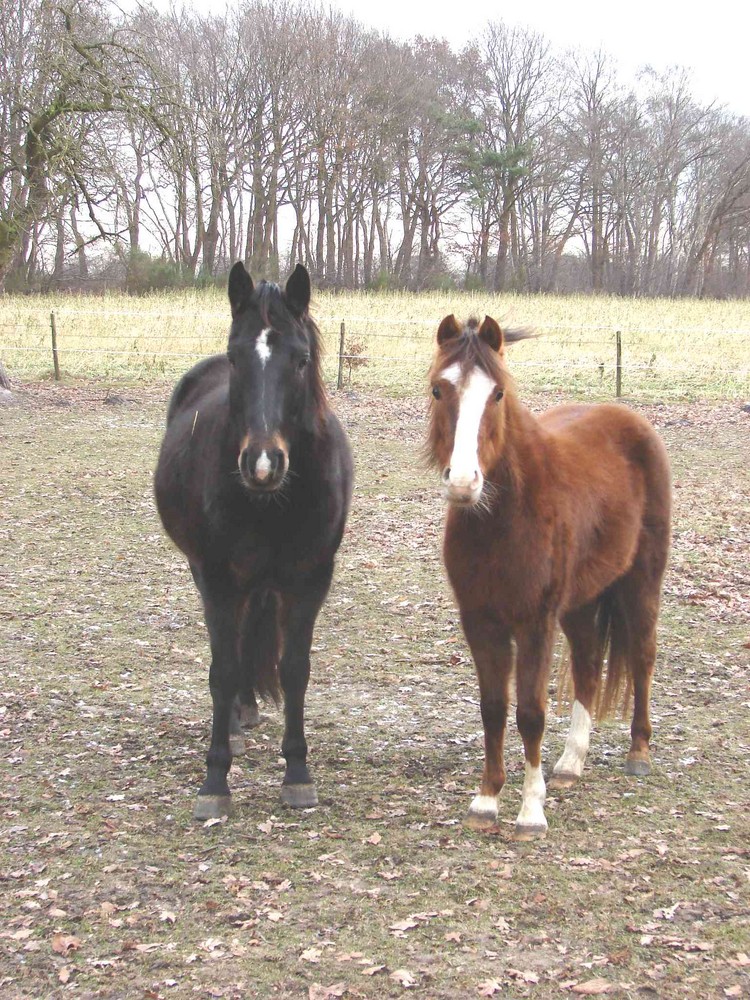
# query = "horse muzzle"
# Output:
<box><xmin>442</xmin><ymin>467</ymin><xmax>484</xmax><ymax>506</ymax></box>
<box><xmin>238</xmin><ymin>435</ymin><xmax>289</xmax><ymax>492</ymax></box>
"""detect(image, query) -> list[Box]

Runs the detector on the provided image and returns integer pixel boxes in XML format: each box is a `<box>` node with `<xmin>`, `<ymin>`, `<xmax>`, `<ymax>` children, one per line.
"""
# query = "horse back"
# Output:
<box><xmin>540</xmin><ymin>402</ymin><xmax>671</xmax><ymax>518</ymax></box>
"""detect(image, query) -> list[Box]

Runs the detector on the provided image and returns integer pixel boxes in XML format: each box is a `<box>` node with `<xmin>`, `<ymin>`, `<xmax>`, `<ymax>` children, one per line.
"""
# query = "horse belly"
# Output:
<box><xmin>563</xmin><ymin>469</ymin><xmax>646</xmax><ymax>612</ymax></box>
<box><xmin>565</xmin><ymin>519</ymin><xmax>641</xmax><ymax>611</ymax></box>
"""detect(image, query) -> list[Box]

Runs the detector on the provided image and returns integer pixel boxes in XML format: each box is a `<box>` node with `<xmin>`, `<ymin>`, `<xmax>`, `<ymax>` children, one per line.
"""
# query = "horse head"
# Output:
<box><xmin>427</xmin><ymin>315</ymin><xmax>531</xmax><ymax>508</ymax></box>
<box><xmin>227</xmin><ymin>262</ymin><xmax>324</xmax><ymax>494</ymax></box>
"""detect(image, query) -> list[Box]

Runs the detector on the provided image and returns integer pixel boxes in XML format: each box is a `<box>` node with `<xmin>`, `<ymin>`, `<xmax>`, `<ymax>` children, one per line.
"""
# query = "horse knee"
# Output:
<box><xmin>516</xmin><ymin>703</ymin><xmax>545</xmax><ymax>746</ymax></box>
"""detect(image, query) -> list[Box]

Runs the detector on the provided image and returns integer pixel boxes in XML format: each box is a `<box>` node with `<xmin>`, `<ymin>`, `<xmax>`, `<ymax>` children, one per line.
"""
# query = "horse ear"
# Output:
<box><xmin>478</xmin><ymin>315</ymin><xmax>504</xmax><ymax>353</ymax></box>
<box><xmin>285</xmin><ymin>263</ymin><xmax>311</xmax><ymax>316</ymax></box>
<box><xmin>228</xmin><ymin>261</ymin><xmax>254</xmax><ymax>317</ymax></box>
<box><xmin>437</xmin><ymin>315</ymin><xmax>461</xmax><ymax>345</ymax></box>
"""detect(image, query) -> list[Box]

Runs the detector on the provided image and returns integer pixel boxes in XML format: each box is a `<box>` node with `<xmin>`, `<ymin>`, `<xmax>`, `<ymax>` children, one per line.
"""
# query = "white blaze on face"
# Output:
<box><xmin>444</xmin><ymin>364</ymin><xmax>495</xmax><ymax>497</ymax></box>
<box><xmin>256</xmin><ymin>328</ymin><xmax>272</xmax><ymax>367</ymax></box>
<box><xmin>552</xmin><ymin>700</ymin><xmax>592</xmax><ymax>779</ymax></box>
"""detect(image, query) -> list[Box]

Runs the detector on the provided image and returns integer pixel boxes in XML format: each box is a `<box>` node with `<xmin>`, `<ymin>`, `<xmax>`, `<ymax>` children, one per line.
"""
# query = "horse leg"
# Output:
<box><xmin>617</xmin><ymin>570</ymin><xmax>662</xmax><ymax>777</ymax></box>
<box><xmin>549</xmin><ymin>603</ymin><xmax>599</xmax><ymax>790</ymax></box>
<box><xmin>278</xmin><ymin>566</ymin><xmax>333</xmax><ymax>808</ymax></box>
<box><xmin>192</xmin><ymin>571</ymin><xmax>242</xmax><ymax>820</ymax></box>
<box><xmin>229</xmin><ymin>690</ymin><xmax>261</xmax><ymax>755</ymax></box>
<box><xmin>461</xmin><ymin>611</ymin><xmax>513</xmax><ymax>830</ymax></box>
<box><xmin>238</xmin><ymin>691</ymin><xmax>261</xmax><ymax>729</ymax></box>
<box><xmin>228</xmin><ymin>697</ymin><xmax>247</xmax><ymax>757</ymax></box>
<box><xmin>229</xmin><ymin>596</ymin><xmax>270</xmax><ymax>755</ymax></box>
<box><xmin>513</xmin><ymin>621</ymin><xmax>556</xmax><ymax>840</ymax></box>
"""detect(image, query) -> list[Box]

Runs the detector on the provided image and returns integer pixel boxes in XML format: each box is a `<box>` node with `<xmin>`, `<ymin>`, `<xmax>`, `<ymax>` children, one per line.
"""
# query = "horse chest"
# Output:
<box><xmin>444</xmin><ymin>511</ymin><xmax>556</xmax><ymax>618</ymax></box>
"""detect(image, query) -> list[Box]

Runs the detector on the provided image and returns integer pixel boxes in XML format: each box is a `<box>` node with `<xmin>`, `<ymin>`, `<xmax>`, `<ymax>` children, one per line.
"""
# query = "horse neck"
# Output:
<box><xmin>485</xmin><ymin>390</ymin><xmax>540</xmax><ymax>501</ymax></box>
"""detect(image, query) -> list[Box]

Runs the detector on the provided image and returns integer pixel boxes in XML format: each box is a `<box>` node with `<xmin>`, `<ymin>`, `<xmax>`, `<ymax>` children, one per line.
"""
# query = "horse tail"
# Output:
<box><xmin>595</xmin><ymin>585</ymin><xmax>633</xmax><ymax>719</ymax></box>
<box><xmin>239</xmin><ymin>589</ymin><xmax>281</xmax><ymax>704</ymax></box>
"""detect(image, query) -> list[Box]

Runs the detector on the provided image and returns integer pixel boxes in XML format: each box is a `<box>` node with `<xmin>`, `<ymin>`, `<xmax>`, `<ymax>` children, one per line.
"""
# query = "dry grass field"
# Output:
<box><xmin>1</xmin><ymin>289</ymin><xmax>749</xmax><ymax>399</ymax></box>
<box><xmin>1</xmin><ymin>287</ymin><xmax>749</xmax><ymax>997</ymax></box>
<box><xmin>1</xmin><ymin>374</ymin><xmax>749</xmax><ymax>998</ymax></box>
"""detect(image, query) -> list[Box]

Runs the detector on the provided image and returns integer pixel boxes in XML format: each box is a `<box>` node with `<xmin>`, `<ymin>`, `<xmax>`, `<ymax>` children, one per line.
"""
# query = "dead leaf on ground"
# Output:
<box><xmin>572</xmin><ymin>978</ymin><xmax>614</xmax><ymax>995</ymax></box>
<box><xmin>361</xmin><ymin>965</ymin><xmax>385</xmax><ymax>976</ymax></box>
<box><xmin>390</xmin><ymin>968</ymin><xmax>417</xmax><ymax>987</ymax></box>
<box><xmin>508</xmin><ymin>969</ymin><xmax>539</xmax><ymax>984</ymax></box>
<box><xmin>390</xmin><ymin>917</ymin><xmax>419</xmax><ymax>935</ymax></box>
<box><xmin>51</xmin><ymin>933</ymin><xmax>82</xmax><ymax>955</ymax></box>
<box><xmin>477</xmin><ymin>979</ymin><xmax>502</xmax><ymax>996</ymax></box>
<box><xmin>309</xmin><ymin>984</ymin><xmax>347</xmax><ymax>999</ymax></box>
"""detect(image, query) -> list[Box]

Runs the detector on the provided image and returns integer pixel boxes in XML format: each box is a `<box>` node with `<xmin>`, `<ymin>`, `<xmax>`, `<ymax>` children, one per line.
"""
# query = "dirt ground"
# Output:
<box><xmin>1</xmin><ymin>381</ymin><xmax>749</xmax><ymax>999</ymax></box>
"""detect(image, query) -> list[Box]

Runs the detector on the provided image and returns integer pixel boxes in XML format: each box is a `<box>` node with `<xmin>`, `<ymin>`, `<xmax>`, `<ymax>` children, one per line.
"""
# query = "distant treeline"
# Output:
<box><xmin>2</xmin><ymin>0</ymin><xmax>750</xmax><ymax>296</ymax></box>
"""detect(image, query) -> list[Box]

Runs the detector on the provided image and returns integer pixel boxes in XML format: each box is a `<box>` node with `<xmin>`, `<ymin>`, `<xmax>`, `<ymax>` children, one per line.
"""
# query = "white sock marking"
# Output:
<box><xmin>468</xmin><ymin>793</ymin><xmax>499</xmax><ymax>819</ymax></box>
<box><xmin>553</xmin><ymin>700</ymin><xmax>592</xmax><ymax>778</ymax></box>
<box><xmin>256</xmin><ymin>328</ymin><xmax>272</xmax><ymax>367</ymax></box>
<box><xmin>448</xmin><ymin>367</ymin><xmax>495</xmax><ymax>492</ymax></box>
<box><xmin>515</xmin><ymin>763</ymin><xmax>547</xmax><ymax>830</ymax></box>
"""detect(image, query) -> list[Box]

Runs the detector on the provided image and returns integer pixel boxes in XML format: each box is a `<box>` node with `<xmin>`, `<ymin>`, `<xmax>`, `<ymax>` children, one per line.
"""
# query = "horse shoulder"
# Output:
<box><xmin>166</xmin><ymin>354</ymin><xmax>229</xmax><ymax>424</ymax></box>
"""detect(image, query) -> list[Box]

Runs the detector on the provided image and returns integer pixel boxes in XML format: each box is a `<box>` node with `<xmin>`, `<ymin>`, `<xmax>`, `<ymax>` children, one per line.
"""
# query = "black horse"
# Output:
<box><xmin>154</xmin><ymin>263</ymin><xmax>352</xmax><ymax>819</ymax></box>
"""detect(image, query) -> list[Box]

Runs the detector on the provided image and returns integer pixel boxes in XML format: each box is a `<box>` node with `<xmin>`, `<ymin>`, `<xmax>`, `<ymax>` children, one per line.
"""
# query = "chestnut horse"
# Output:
<box><xmin>427</xmin><ymin>315</ymin><xmax>671</xmax><ymax>840</ymax></box>
<box><xmin>154</xmin><ymin>263</ymin><xmax>352</xmax><ymax>819</ymax></box>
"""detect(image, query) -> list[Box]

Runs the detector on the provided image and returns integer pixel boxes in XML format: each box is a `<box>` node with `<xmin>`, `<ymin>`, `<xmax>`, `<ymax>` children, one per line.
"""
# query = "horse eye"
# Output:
<box><xmin>495</xmin><ymin>389</ymin><xmax>504</xmax><ymax>402</ymax></box>
<box><xmin>432</xmin><ymin>386</ymin><xmax>441</xmax><ymax>400</ymax></box>
<box><xmin>298</xmin><ymin>355</ymin><xmax>310</xmax><ymax>371</ymax></box>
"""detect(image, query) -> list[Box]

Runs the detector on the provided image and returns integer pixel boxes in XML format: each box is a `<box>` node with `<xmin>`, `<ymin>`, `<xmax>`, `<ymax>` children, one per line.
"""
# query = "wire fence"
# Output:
<box><xmin>1</xmin><ymin>308</ymin><xmax>749</xmax><ymax>400</ymax></box>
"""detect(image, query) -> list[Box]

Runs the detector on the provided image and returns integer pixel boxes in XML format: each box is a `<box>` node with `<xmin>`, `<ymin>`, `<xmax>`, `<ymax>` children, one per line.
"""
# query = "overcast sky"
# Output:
<box><xmin>148</xmin><ymin>0</ymin><xmax>750</xmax><ymax>116</ymax></box>
<box><xmin>307</xmin><ymin>0</ymin><xmax>750</xmax><ymax>116</ymax></box>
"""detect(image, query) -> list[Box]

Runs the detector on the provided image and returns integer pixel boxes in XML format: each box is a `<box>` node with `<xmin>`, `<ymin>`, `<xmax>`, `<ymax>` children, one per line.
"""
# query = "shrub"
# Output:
<box><xmin>125</xmin><ymin>250</ymin><xmax>183</xmax><ymax>295</ymax></box>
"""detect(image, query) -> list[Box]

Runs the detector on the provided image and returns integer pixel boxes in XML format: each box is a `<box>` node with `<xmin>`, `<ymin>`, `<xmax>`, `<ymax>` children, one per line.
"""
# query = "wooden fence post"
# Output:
<box><xmin>337</xmin><ymin>320</ymin><xmax>346</xmax><ymax>390</ymax></box>
<box><xmin>50</xmin><ymin>311</ymin><xmax>61</xmax><ymax>381</ymax></box>
<box><xmin>615</xmin><ymin>329</ymin><xmax>622</xmax><ymax>398</ymax></box>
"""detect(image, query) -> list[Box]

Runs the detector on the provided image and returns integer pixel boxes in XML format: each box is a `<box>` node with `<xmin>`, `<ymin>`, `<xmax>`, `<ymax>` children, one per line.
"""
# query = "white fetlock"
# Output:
<box><xmin>468</xmin><ymin>793</ymin><xmax>499</xmax><ymax>822</ymax></box>
<box><xmin>552</xmin><ymin>701</ymin><xmax>592</xmax><ymax>780</ymax></box>
<box><xmin>515</xmin><ymin>763</ymin><xmax>547</xmax><ymax>833</ymax></box>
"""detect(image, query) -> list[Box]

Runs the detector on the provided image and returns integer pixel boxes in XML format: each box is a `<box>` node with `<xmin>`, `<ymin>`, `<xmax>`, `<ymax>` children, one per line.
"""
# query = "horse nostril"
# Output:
<box><xmin>442</xmin><ymin>467</ymin><xmax>451</xmax><ymax>484</ymax></box>
<box><xmin>471</xmin><ymin>471</ymin><xmax>481</xmax><ymax>488</ymax></box>
<box><xmin>272</xmin><ymin>447</ymin><xmax>285</xmax><ymax>469</ymax></box>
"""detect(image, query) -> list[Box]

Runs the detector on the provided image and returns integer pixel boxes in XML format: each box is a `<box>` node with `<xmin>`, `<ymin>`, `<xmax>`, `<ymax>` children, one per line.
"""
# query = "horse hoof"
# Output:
<box><xmin>548</xmin><ymin>772</ymin><xmax>578</xmax><ymax>791</ymax></box>
<box><xmin>240</xmin><ymin>704</ymin><xmax>261</xmax><ymax>729</ymax></box>
<box><xmin>625</xmin><ymin>755</ymin><xmax>651</xmax><ymax>777</ymax></box>
<box><xmin>193</xmin><ymin>794</ymin><xmax>233</xmax><ymax>820</ymax></box>
<box><xmin>512</xmin><ymin>823</ymin><xmax>547</xmax><ymax>842</ymax></box>
<box><xmin>280</xmin><ymin>783</ymin><xmax>318</xmax><ymax>808</ymax></box>
<box><xmin>229</xmin><ymin>733</ymin><xmax>245</xmax><ymax>756</ymax></box>
<box><xmin>465</xmin><ymin>811</ymin><xmax>497</xmax><ymax>831</ymax></box>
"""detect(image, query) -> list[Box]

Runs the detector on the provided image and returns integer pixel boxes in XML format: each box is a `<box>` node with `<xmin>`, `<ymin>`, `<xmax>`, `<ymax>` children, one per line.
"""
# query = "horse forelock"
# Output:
<box><xmin>431</xmin><ymin>327</ymin><xmax>509</xmax><ymax>387</ymax></box>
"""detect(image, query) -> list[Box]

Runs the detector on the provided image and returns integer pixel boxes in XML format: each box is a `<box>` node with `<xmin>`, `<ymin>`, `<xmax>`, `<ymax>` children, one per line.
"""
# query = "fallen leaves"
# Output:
<box><xmin>390</xmin><ymin>968</ymin><xmax>417</xmax><ymax>987</ymax></box>
<box><xmin>51</xmin><ymin>933</ymin><xmax>81</xmax><ymax>955</ymax></box>
<box><xmin>477</xmin><ymin>979</ymin><xmax>502</xmax><ymax>996</ymax></box>
<box><xmin>571</xmin><ymin>979</ymin><xmax>614</xmax><ymax>995</ymax></box>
